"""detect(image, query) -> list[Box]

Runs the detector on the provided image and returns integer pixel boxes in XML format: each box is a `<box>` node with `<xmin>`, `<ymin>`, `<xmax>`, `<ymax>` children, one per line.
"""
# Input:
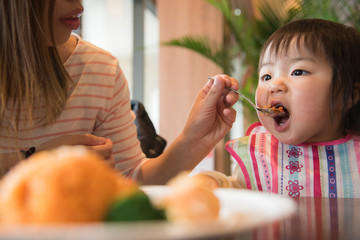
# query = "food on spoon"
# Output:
<box><xmin>0</xmin><ymin>146</ymin><xmax>138</xmax><ymax>224</ymax></box>
<box><xmin>160</xmin><ymin>172</ymin><xmax>220</xmax><ymax>223</ymax></box>
<box><xmin>105</xmin><ymin>190</ymin><xmax>166</xmax><ymax>222</ymax></box>
<box><xmin>262</xmin><ymin>105</ymin><xmax>285</xmax><ymax>115</ymax></box>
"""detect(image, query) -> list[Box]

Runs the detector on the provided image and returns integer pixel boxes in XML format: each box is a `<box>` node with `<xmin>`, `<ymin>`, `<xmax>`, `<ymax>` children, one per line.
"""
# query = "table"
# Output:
<box><xmin>231</xmin><ymin>197</ymin><xmax>360</xmax><ymax>240</ymax></box>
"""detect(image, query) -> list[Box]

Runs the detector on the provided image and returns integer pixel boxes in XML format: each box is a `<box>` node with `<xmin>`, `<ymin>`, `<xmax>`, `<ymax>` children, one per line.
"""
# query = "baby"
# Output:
<box><xmin>200</xmin><ymin>18</ymin><xmax>360</xmax><ymax>198</ymax></box>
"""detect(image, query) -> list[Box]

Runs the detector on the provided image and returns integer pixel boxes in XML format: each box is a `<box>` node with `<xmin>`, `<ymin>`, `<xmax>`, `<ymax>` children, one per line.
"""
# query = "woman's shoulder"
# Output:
<box><xmin>70</xmin><ymin>34</ymin><xmax>119</xmax><ymax>63</ymax></box>
<box><xmin>64</xmin><ymin>34</ymin><xmax>123</xmax><ymax>80</ymax></box>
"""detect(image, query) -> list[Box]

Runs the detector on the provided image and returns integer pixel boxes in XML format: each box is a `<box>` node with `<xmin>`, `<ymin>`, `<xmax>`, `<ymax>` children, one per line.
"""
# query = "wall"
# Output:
<box><xmin>157</xmin><ymin>0</ymin><xmax>223</xmax><ymax>145</ymax></box>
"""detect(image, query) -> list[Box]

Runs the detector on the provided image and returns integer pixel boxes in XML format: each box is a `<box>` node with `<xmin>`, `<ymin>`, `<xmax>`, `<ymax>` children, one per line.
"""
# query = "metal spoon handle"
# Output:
<box><xmin>226</xmin><ymin>88</ymin><xmax>278</xmax><ymax>114</ymax></box>
<box><xmin>226</xmin><ymin>87</ymin><xmax>258</xmax><ymax>109</ymax></box>
<box><xmin>209</xmin><ymin>76</ymin><xmax>275</xmax><ymax>114</ymax></box>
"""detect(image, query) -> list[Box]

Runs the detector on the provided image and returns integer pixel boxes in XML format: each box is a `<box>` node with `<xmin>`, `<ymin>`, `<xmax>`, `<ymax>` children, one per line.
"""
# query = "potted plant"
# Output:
<box><xmin>163</xmin><ymin>0</ymin><xmax>360</xmax><ymax>126</ymax></box>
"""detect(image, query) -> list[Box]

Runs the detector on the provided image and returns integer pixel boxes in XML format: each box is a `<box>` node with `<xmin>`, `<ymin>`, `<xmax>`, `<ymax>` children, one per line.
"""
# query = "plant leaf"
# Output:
<box><xmin>162</xmin><ymin>36</ymin><xmax>231</xmax><ymax>73</ymax></box>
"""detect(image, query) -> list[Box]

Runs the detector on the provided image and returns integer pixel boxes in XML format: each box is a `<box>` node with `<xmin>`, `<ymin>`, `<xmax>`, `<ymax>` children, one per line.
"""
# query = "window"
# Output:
<box><xmin>81</xmin><ymin>0</ymin><xmax>159</xmax><ymax>130</ymax></box>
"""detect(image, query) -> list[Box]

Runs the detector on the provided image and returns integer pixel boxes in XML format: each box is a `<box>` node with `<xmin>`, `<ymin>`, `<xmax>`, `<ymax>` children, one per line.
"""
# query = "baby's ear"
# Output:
<box><xmin>345</xmin><ymin>82</ymin><xmax>360</xmax><ymax>110</ymax></box>
<box><xmin>353</xmin><ymin>82</ymin><xmax>360</xmax><ymax>106</ymax></box>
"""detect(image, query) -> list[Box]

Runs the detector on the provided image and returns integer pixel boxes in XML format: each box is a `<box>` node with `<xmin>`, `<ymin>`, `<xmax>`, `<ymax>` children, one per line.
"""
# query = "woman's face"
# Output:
<box><xmin>50</xmin><ymin>0</ymin><xmax>84</xmax><ymax>45</ymax></box>
<box><xmin>256</xmin><ymin>40</ymin><xmax>343</xmax><ymax>145</ymax></box>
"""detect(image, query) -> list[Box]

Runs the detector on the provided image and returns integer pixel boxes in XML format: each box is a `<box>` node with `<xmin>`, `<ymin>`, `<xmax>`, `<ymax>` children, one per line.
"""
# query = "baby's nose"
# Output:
<box><xmin>269</xmin><ymin>79</ymin><xmax>287</xmax><ymax>94</ymax></box>
<box><xmin>270</xmin><ymin>84</ymin><xmax>282</xmax><ymax>93</ymax></box>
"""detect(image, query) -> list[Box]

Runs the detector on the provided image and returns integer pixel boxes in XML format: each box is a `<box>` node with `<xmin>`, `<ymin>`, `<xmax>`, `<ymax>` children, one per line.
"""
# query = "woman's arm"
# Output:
<box><xmin>138</xmin><ymin>75</ymin><xmax>239</xmax><ymax>185</ymax></box>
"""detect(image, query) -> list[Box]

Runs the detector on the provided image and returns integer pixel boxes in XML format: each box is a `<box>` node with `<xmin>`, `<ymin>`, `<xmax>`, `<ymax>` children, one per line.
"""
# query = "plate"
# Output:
<box><xmin>0</xmin><ymin>186</ymin><xmax>297</xmax><ymax>240</ymax></box>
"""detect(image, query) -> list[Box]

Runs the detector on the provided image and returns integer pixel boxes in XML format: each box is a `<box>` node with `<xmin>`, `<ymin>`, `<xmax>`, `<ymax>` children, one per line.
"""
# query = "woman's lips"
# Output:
<box><xmin>60</xmin><ymin>11</ymin><xmax>83</xmax><ymax>30</ymax></box>
<box><xmin>60</xmin><ymin>17</ymin><xmax>81</xmax><ymax>30</ymax></box>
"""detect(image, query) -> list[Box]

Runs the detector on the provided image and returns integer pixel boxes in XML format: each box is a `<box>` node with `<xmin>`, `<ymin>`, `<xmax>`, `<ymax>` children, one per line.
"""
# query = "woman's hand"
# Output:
<box><xmin>38</xmin><ymin>134</ymin><xmax>114</xmax><ymax>167</ymax></box>
<box><xmin>90</xmin><ymin>138</ymin><xmax>114</xmax><ymax>168</ymax></box>
<box><xmin>182</xmin><ymin>74</ymin><xmax>239</xmax><ymax>154</ymax></box>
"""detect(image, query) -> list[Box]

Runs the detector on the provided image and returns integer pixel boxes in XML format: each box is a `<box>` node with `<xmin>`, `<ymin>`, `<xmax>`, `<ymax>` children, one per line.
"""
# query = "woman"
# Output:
<box><xmin>0</xmin><ymin>0</ymin><xmax>239</xmax><ymax>184</ymax></box>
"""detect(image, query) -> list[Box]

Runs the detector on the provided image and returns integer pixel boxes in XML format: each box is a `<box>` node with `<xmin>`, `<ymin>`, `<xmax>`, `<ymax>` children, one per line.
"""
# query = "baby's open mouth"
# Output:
<box><xmin>272</xmin><ymin>104</ymin><xmax>289</xmax><ymax>126</ymax></box>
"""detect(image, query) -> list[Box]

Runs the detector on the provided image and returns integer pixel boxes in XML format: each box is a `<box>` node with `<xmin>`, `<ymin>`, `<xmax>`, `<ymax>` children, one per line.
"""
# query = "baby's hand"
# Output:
<box><xmin>191</xmin><ymin>174</ymin><xmax>220</xmax><ymax>189</ymax></box>
<box><xmin>193</xmin><ymin>171</ymin><xmax>235</xmax><ymax>188</ymax></box>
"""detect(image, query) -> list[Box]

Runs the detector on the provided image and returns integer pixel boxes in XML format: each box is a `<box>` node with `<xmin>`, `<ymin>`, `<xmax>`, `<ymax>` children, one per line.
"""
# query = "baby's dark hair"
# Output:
<box><xmin>259</xmin><ymin>18</ymin><xmax>360</xmax><ymax>133</ymax></box>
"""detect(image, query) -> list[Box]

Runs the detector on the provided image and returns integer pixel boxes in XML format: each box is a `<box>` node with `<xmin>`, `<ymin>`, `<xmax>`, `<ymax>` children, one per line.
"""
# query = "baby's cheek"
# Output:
<box><xmin>257</xmin><ymin>115</ymin><xmax>272</xmax><ymax>132</ymax></box>
<box><xmin>255</xmin><ymin>87</ymin><xmax>266</xmax><ymax>106</ymax></box>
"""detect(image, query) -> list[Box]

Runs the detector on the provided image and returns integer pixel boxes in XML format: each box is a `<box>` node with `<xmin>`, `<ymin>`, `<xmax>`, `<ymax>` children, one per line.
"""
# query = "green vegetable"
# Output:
<box><xmin>105</xmin><ymin>191</ymin><xmax>166</xmax><ymax>222</ymax></box>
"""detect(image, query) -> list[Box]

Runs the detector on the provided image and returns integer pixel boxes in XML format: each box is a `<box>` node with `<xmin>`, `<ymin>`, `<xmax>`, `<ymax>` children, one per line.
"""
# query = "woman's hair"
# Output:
<box><xmin>259</xmin><ymin>18</ymin><xmax>360</xmax><ymax>133</ymax></box>
<box><xmin>0</xmin><ymin>0</ymin><xmax>71</xmax><ymax>132</ymax></box>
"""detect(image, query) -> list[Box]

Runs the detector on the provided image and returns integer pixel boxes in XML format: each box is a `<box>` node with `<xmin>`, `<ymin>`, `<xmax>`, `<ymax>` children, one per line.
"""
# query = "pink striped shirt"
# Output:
<box><xmin>0</xmin><ymin>36</ymin><xmax>146</xmax><ymax>179</ymax></box>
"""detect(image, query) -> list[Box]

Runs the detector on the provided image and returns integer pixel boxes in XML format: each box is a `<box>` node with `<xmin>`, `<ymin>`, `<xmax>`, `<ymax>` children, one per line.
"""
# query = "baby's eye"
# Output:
<box><xmin>260</xmin><ymin>74</ymin><xmax>272</xmax><ymax>81</ymax></box>
<box><xmin>291</xmin><ymin>69</ymin><xmax>309</xmax><ymax>76</ymax></box>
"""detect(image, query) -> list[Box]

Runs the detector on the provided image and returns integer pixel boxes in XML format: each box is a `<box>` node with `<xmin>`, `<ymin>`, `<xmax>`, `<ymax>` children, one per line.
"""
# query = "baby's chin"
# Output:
<box><xmin>259</xmin><ymin>119</ymin><xmax>302</xmax><ymax>145</ymax></box>
<box><xmin>268</xmin><ymin>130</ymin><xmax>304</xmax><ymax>146</ymax></box>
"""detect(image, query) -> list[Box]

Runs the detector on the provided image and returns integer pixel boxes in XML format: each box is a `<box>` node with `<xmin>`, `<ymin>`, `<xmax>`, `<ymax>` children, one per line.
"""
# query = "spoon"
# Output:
<box><xmin>209</xmin><ymin>77</ymin><xmax>287</xmax><ymax>116</ymax></box>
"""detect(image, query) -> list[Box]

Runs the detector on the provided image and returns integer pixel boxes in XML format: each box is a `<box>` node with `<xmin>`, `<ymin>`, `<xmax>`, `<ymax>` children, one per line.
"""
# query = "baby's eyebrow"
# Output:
<box><xmin>259</xmin><ymin>61</ymin><xmax>273</xmax><ymax>69</ymax></box>
<box><xmin>289</xmin><ymin>57</ymin><xmax>317</xmax><ymax>63</ymax></box>
<box><xmin>259</xmin><ymin>56</ymin><xmax>316</xmax><ymax>68</ymax></box>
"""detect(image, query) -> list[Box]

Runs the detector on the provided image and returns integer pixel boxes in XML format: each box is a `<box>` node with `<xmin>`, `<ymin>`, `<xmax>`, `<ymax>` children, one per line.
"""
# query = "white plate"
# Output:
<box><xmin>0</xmin><ymin>186</ymin><xmax>297</xmax><ymax>240</ymax></box>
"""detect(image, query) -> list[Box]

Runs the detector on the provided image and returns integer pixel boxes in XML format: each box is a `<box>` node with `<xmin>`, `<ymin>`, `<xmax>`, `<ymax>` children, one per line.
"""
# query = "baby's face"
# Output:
<box><xmin>256</xmin><ymin>41</ymin><xmax>344</xmax><ymax>145</ymax></box>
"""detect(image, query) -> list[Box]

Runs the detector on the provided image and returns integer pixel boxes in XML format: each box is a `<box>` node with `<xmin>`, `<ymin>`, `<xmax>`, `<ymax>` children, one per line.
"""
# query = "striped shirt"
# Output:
<box><xmin>225</xmin><ymin>122</ymin><xmax>360</xmax><ymax>198</ymax></box>
<box><xmin>0</xmin><ymin>35</ymin><xmax>146</xmax><ymax>179</ymax></box>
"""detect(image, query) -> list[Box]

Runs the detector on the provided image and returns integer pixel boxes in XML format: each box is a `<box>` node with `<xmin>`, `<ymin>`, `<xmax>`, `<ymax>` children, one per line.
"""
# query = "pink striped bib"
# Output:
<box><xmin>226</xmin><ymin>122</ymin><xmax>360</xmax><ymax>198</ymax></box>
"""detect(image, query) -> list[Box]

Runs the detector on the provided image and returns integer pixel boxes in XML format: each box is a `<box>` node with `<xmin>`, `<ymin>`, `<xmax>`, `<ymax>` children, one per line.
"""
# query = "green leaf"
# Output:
<box><xmin>162</xmin><ymin>36</ymin><xmax>231</xmax><ymax>73</ymax></box>
<box><xmin>105</xmin><ymin>191</ymin><xmax>166</xmax><ymax>222</ymax></box>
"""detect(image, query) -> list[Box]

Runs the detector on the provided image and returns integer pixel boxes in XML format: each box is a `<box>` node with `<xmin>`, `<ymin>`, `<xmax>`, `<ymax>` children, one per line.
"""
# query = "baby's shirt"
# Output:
<box><xmin>208</xmin><ymin>122</ymin><xmax>360</xmax><ymax>198</ymax></box>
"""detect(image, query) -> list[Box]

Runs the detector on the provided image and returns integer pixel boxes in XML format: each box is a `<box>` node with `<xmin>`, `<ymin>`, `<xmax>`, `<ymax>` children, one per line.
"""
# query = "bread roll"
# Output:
<box><xmin>0</xmin><ymin>146</ymin><xmax>137</xmax><ymax>224</ymax></box>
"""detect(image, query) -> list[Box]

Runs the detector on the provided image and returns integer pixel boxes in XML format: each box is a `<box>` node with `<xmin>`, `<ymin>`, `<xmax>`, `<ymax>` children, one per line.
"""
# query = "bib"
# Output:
<box><xmin>226</xmin><ymin>122</ymin><xmax>360</xmax><ymax>198</ymax></box>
